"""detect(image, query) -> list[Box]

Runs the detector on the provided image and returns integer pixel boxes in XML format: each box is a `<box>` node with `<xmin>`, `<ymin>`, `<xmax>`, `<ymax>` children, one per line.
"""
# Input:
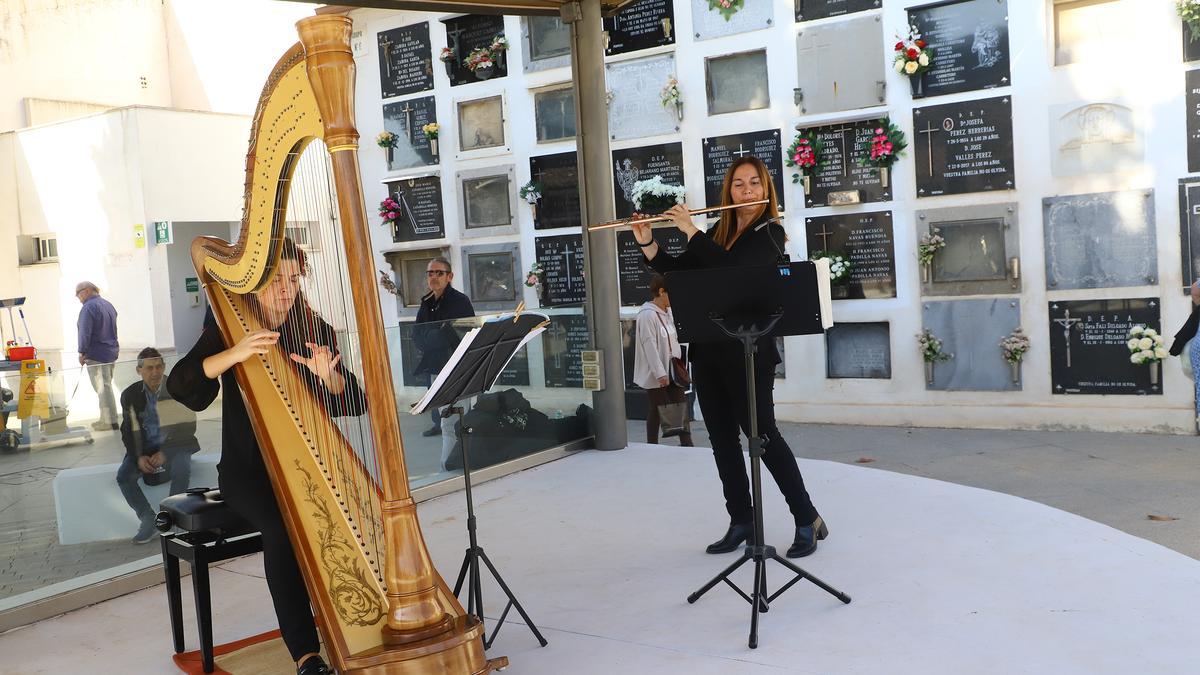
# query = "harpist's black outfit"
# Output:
<box><xmin>167</xmin><ymin>307</ymin><xmax>365</xmax><ymax>662</ymax></box>
<box><xmin>645</xmin><ymin>217</ymin><xmax>821</xmax><ymax>535</ymax></box>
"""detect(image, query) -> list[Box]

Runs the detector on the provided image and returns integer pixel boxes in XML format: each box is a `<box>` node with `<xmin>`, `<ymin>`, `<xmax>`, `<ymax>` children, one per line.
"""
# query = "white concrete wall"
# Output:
<box><xmin>343</xmin><ymin>1</ymin><xmax>1200</xmax><ymax>433</ymax></box>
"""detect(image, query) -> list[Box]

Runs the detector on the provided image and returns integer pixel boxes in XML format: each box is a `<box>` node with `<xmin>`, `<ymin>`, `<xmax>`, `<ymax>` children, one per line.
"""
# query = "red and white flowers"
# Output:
<box><xmin>438</xmin><ymin>47</ymin><xmax>454</xmax><ymax>63</ymax></box>
<box><xmin>893</xmin><ymin>26</ymin><xmax>933</xmax><ymax>77</ymax></box>
<box><xmin>785</xmin><ymin>130</ymin><xmax>822</xmax><ymax>184</ymax></box>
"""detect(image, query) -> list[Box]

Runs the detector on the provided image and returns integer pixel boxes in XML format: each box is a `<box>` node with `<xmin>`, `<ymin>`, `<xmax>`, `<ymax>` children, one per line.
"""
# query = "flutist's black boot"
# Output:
<box><xmin>705</xmin><ymin>521</ymin><xmax>754</xmax><ymax>554</ymax></box>
<box><xmin>786</xmin><ymin>516</ymin><xmax>828</xmax><ymax>558</ymax></box>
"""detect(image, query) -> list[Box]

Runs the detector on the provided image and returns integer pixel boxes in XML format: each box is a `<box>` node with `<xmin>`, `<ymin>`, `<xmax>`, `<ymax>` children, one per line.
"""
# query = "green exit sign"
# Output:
<box><xmin>185</xmin><ymin>277</ymin><xmax>199</xmax><ymax>293</ymax></box>
<box><xmin>153</xmin><ymin>221</ymin><xmax>172</xmax><ymax>245</ymax></box>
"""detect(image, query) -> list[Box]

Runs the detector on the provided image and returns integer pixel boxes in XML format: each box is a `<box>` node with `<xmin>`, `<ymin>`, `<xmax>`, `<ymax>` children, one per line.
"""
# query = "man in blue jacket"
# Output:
<box><xmin>412</xmin><ymin>257</ymin><xmax>474</xmax><ymax>440</ymax></box>
<box><xmin>75</xmin><ymin>281</ymin><xmax>119</xmax><ymax>431</ymax></box>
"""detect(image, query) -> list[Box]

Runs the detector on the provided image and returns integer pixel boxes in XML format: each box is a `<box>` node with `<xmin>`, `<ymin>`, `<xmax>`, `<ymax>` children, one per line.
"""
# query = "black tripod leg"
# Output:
<box><xmin>687</xmin><ymin>549</ymin><xmax>753</xmax><ymax>604</ymax></box>
<box><xmin>748</xmin><ymin>557</ymin><xmax>764</xmax><ymax>649</ymax></box>
<box><xmin>770</xmin><ymin>553</ymin><xmax>852</xmax><ymax>604</ymax></box>
<box><xmin>477</xmin><ymin>548</ymin><xmax>548</xmax><ymax>647</ymax></box>
<box><xmin>453</xmin><ymin>548</ymin><xmax>471</xmax><ymax>597</ymax></box>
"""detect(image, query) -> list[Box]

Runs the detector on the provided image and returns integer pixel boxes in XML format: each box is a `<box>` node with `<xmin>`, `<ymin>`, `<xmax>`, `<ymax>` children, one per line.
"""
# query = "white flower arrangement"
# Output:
<box><xmin>809</xmin><ymin>250</ymin><xmax>851</xmax><ymax>284</ymax></box>
<box><xmin>519</xmin><ymin>180</ymin><xmax>542</xmax><ymax>204</ymax></box>
<box><xmin>999</xmin><ymin>328</ymin><xmax>1031</xmax><ymax>364</ymax></box>
<box><xmin>1127</xmin><ymin>325</ymin><xmax>1167</xmax><ymax>365</ymax></box>
<box><xmin>661</xmin><ymin>76</ymin><xmax>681</xmax><ymax>108</ymax></box>
<box><xmin>917</xmin><ymin>328</ymin><xmax>952</xmax><ymax>363</ymax></box>
<box><xmin>630</xmin><ymin>176</ymin><xmax>686</xmax><ymax>213</ymax></box>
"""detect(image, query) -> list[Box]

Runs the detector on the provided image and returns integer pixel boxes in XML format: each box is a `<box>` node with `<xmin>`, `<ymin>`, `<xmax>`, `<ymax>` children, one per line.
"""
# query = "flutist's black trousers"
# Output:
<box><xmin>691</xmin><ymin>355</ymin><xmax>820</xmax><ymax>527</ymax></box>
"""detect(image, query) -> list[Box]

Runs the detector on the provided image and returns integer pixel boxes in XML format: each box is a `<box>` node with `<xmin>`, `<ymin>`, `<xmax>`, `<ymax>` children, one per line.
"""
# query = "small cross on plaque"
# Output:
<box><xmin>812</xmin><ymin>222</ymin><xmax>834</xmax><ymax>250</ymax></box>
<box><xmin>399</xmin><ymin>102</ymin><xmax>415</xmax><ymax>136</ymax></box>
<box><xmin>446</xmin><ymin>25</ymin><xmax>467</xmax><ymax>61</ymax></box>
<box><xmin>379</xmin><ymin>35</ymin><xmax>393</xmax><ymax>79</ymax></box>
<box><xmin>732</xmin><ymin>143</ymin><xmax>751</xmax><ymax>158</ymax></box>
<box><xmin>918</xmin><ymin>120</ymin><xmax>939</xmax><ymax>177</ymax></box>
<box><xmin>1052</xmin><ymin>308</ymin><xmax>1082</xmax><ymax>368</ymax></box>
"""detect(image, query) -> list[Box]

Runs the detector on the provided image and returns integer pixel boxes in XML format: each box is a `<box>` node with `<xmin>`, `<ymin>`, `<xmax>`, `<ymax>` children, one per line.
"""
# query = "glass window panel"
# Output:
<box><xmin>401</xmin><ymin>256</ymin><xmax>434</xmax><ymax>307</ymax></box>
<box><xmin>468</xmin><ymin>252</ymin><xmax>516</xmax><ymax>301</ymax></box>
<box><xmin>457</xmin><ymin>96</ymin><xmax>505</xmax><ymax>151</ymax></box>
<box><xmin>1054</xmin><ymin>0</ymin><xmax>1129</xmax><ymax>66</ymax></box>
<box><xmin>534</xmin><ymin>88</ymin><xmax>576</xmax><ymax>142</ymax></box>
<box><xmin>463</xmin><ymin>175</ymin><xmax>512</xmax><ymax>229</ymax></box>
<box><xmin>705</xmin><ymin>50</ymin><xmax>769</xmax><ymax>115</ymax></box>
<box><xmin>932</xmin><ymin>219</ymin><xmax>1008</xmax><ymax>282</ymax></box>
<box><xmin>529</xmin><ymin>15</ymin><xmax>571</xmax><ymax>61</ymax></box>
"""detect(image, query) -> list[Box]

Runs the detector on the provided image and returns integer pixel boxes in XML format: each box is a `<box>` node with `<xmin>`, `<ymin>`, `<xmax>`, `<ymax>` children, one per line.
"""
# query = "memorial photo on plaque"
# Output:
<box><xmin>534</xmin><ymin>85</ymin><xmax>576</xmax><ymax>142</ymax></box>
<box><xmin>923</xmin><ymin>299</ymin><xmax>1020</xmax><ymax>391</ymax></box>
<box><xmin>691</xmin><ymin>0</ymin><xmax>774</xmax><ymax>42</ymax></box>
<box><xmin>378</xmin><ymin>23</ymin><xmax>434</xmax><ymax>99</ymax></box>
<box><xmin>442</xmin><ymin>14</ymin><xmax>508</xmax><ymax>86</ymax></box>
<box><xmin>705</xmin><ymin>49</ymin><xmax>769</xmax><ymax>116</ymax></box>
<box><xmin>604</xmin><ymin>0</ymin><xmax>675</xmax><ymax>56</ymax></box>
<box><xmin>530</xmin><ymin>151</ymin><xmax>582</xmax><ymax>230</ymax></box>
<box><xmin>618</xmin><ymin>227</ymin><xmax>689</xmax><ymax>306</ymax></box>
<box><xmin>463</xmin><ymin>246</ymin><xmax>518</xmax><ymax>305</ymax></box>
<box><xmin>913</xmin><ymin>96</ymin><xmax>1015</xmax><ymax>197</ymax></box>
<box><xmin>795</xmin><ymin>14</ymin><xmax>886</xmax><ymax>115</ymax></box>
<box><xmin>1049</xmin><ymin>298</ymin><xmax>1161</xmax><ymax>395</ymax></box>
<box><xmin>607</xmin><ymin>53</ymin><xmax>678</xmax><ymax>141</ymax></box>
<box><xmin>524</xmin><ymin>15</ymin><xmax>571</xmax><ymax>69</ymax></box>
<box><xmin>385</xmin><ymin>176</ymin><xmax>445</xmax><ymax>243</ymax></box>
<box><xmin>535</xmin><ymin>234</ymin><xmax>586</xmax><ymax>307</ymax></box>
<box><xmin>456</xmin><ymin>95</ymin><xmax>505</xmax><ymax>153</ymax></box>
<box><xmin>1043</xmin><ymin>190</ymin><xmax>1157</xmax><ymax>291</ymax></box>
<box><xmin>825</xmin><ymin>322</ymin><xmax>891</xmax><ymax>379</ymax></box>
<box><xmin>1179</xmin><ymin>178</ymin><xmax>1200</xmax><ymax>292</ymax></box>
<box><xmin>460</xmin><ymin>170</ymin><xmax>513</xmax><ymax>233</ymax></box>
<box><xmin>805</xmin><ymin>211</ymin><xmax>896</xmax><ymax>299</ymax></box>
<box><xmin>702</xmin><ymin>129</ymin><xmax>785</xmax><ymax>211</ymax></box>
<box><xmin>1049</xmin><ymin>101</ymin><xmax>1142</xmax><ymax>178</ymax></box>
<box><xmin>918</xmin><ymin>203</ymin><xmax>1019</xmax><ymax>296</ymax></box>
<box><xmin>1187</xmin><ymin>69</ymin><xmax>1200</xmax><ymax>174</ymax></box>
<box><xmin>802</xmin><ymin>120</ymin><xmax>891</xmax><ymax>208</ymax></box>
<box><xmin>907</xmin><ymin>0</ymin><xmax>1010</xmax><ymax>99</ymax></box>
<box><xmin>382</xmin><ymin>96</ymin><xmax>438</xmax><ymax>170</ymax></box>
<box><xmin>612</xmin><ymin>143</ymin><xmax>685</xmax><ymax>219</ymax></box>
<box><xmin>796</xmin><ymin>0</ymin><xmax>880</xmax><ymax>22</ymax></box>
<box><xmin>543</xmin><ymin>314</ymin><xmax>590</xmax><ymax>388</ymax></box>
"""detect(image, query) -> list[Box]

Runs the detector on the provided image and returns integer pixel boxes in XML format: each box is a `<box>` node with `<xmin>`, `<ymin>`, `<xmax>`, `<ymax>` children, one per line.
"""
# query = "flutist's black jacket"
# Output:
<box><xmin>643</xmin><ymin>214</ymin><xmax>787</xmax><ymax>366</ymax></box>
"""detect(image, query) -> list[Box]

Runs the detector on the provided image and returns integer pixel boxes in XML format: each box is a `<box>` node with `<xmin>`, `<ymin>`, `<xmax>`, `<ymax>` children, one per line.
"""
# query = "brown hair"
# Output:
<box><xmin>710</xmin><ymin>156</ymin><xmax>780</xmax><ymax>249</ymax></box>
<box><xmin>648</xmin><ymin>274</ymin><xmax>667</xmax><ymax>298</ymax></box>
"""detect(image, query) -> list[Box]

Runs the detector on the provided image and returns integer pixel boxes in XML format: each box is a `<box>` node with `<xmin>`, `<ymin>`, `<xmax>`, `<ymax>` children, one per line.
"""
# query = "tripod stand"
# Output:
<box><xmin>446</xmin><ymin>404</ymin><xmax>548</xmax><ymax>649</ymax></box>
<box><xmin>666</xmin><ymin>263</ymin><xmax>851</xmax><ymax>649</ymax></box>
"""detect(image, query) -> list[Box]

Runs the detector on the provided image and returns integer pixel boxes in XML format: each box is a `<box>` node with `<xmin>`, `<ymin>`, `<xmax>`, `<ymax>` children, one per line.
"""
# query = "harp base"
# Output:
<box><xmin>381</xmin><ymin>614</ymin><xmax>453</xmax><ymax>646</ymax></box>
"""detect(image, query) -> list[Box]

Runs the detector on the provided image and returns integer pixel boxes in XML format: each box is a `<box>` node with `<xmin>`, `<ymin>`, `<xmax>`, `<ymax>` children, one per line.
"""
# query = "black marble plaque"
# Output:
<box><xmin>604</xmin><ymin>0</ymin><xmax>675</xmax><ymax>56</ymax></box>
<box><xmin>612</xmin><ymin>143</ymin><xmax>685</xmax><ymax>219</ymax></box>
<box><xmin>543</xmin><ymin>314</ymin><xmax>590</xmax><ymax>388</ymax></box>
<box><xmin>907</xmin><ymin>0</ymin><xmax>1010</xmax><ymax>99</ymax></box>
<box><xmin>378</xmin><ymin>23</ymin><xmax>434</xmax><ymax>98</ymax></box>
<box><xmin>1049</xmin><ymin>299</ymin><xmax>1162</xmax><ymax>395</ymax></box>
<box><xmin>1180</xmin><ymin>178</ymin><xmax>1200</xmax><ymax>292</ymax></box>
<box><xmin>397</xmin><ymin>322</ymin><xmax>424</xmax><ymax>387</ymax></box>
<box><xmin>442</xmin><ymin>14</ymin><xmax>507</xmax><ymax>87</ymax></box>
<box><xmin>805</xmin><ymin>212</ymin><xmax>896</xmax><ymax>299</ymax></box>
<box><xmin>386</xmin><ymin>176</ymin><xmax>444</xmax><ymax>242</ymax></box>
<box><xmin>535</xmin><ymin>234</ymin><xmax>586</xmax><ymax>307</ymax></box>
<box><xmin>1042</xmin><ymin>191</ymin><xmax>1156</xmax><ymax>290</ymax></box>
<box><xmin>795</xmin><ymin>0</ymin><xmax>880</xmax><ymax>22</ymax></box>
<box><xmin>530</xmin><ymin>152</ymin><xmax>582</xmax><ymax>230</ymax></box>
<box><xmin>1187</xmin><ymin>69</ymin><xmax>1200</xmax><ymax>173</ymax></box>
<box><xmin>913</xmin><ymin>96</ymin><xmax>1015</xmax><ymax>197</ymax></box>
<box><xmin>701</xmin><ymin>130</ymin><xmax>785</xmax><ymax>212</ymax></box>
<box><xmin>496</xmin><ymin>347</ymin><xmax>530</xmax><ymax>387</ymax></box>
<box><xmin>1186</xmin><ymin>23</ymin><xmax>1200</xmax><ymax>63</ymax></box>
<box><xmin>616</xmin><ymin>228</ymin><xmax>689</xmax><ymax>306</ymax></box>
<box><xmin>382</xmin><ymin>96</ymin><xmax>437</xmax><ymax>169</ymax></box>
<box><xmin>803</xmin><ymin>120</ymin><xmax>892</xmax><ymax>208</ymax></box>
<box><xmin>825</xmin><ymin>322</ymin><xmax>891</xmax><ymax>379</ymax></box>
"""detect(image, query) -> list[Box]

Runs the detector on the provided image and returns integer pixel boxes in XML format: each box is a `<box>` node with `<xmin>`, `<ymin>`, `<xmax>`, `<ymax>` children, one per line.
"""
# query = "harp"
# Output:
<box><xmin>191</xmin><ymin>16</ymin><xmax>500</xmax><ymax>674</ymax></box>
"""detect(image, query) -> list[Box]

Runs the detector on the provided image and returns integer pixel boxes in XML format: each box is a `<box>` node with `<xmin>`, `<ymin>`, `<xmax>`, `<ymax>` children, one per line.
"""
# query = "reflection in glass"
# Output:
<box><xmin>932</xmin><ymin>218</ymin><xmax>1007</xmax><ymax>282</ymax></box>
<box><xmin>468</xmin><ymin>252</ymin><xmax>516</xmax><ymax>302</ymax></box>
<box><xmin>402</xmin><ymin>256</ymin><xmax>436</xmax><ymax>307</ymax></box>
<box><xmin>534</xmin><ymin>87</ymin><xmax>576</xmax><ymax>142</ymax></box>
<box><xmin>529</xmin><ymin>15</ymin><xmax>571</xmax><ymax>61</ymax></box>
<box><xmin>457</xmin><ymin>96</ymin><xmax>505</xmax><ymax>152</ymax></box>
<box><xmin>705</xmin><ymin>50</ymin><xmax>769</xmax><ymax>115</ymax></box>
<box><xmin>463</xmin><ymin>175</ymin><xmax>511</xmax><ymax>229</ymax></box>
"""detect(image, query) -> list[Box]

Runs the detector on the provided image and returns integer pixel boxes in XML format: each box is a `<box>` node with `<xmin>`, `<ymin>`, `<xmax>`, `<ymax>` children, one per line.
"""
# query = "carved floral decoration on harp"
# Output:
<box><xmin>298</xmin><ymin>462</ymin><xmax>386</xmax><ymax>626</ymax></box>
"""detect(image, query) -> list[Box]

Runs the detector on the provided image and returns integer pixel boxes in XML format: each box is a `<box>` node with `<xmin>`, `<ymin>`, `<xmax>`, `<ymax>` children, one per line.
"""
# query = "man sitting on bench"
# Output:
<box><xmin>117</xmin><ymin>347</ymin><xmax>199</xmax><ymax>543</ymax></box>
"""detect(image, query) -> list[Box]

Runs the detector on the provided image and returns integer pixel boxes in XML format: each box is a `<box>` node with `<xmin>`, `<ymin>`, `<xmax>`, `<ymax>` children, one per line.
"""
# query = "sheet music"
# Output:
<box><xmin>813</xmin><ymin>258</ymin><xmax>834</xmax><ymax>329</ymax></box>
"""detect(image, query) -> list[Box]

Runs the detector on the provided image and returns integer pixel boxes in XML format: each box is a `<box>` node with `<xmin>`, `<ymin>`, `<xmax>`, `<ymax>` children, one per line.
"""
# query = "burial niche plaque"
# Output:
<box><xmin>543</xmin><ymin>314</ymin><xmax>590</xmax><ymax>388</ymax></box>
<box><xmin>907</xmin><ymin>0</ymin><xmax>1010</xmax><ymax>99</ymax></box>
<box><xmin>535</xmin><ymin>234</ymin><xmax>586</xmax><ymax>307</ymax></box>
<box><xmin>457</xmin><ymin>95</ymin><xmax>505</xmax><ymax>153</ymax></box>
<box><xmin>604</xmin><ymin>0</ymin><xmax>675</xmax><ymax>56</ymax></box>
<box><xmin>796</xmin><ymin>0</ymin><xmax>880</xmax><ymax>22</ymax></box>
<box><xmin>1179</xmin><ymin>178</ymin><xmax>1200</xmax><ymax>292</ymax></box>
<box><xmin>378</xmin><ymin>23</ymin><xmax>434</xmax><ymax>99</ymax></box>
<box><xmin>534</xmin><ymin>86</ymin><xmax>576</xmax><ymax>142</ymax></box>
<box><xmin>386</xmin><ymin>176</ymin><xmax>444</xmax><ymax>242</ymax></box>
<box><xmin>1187</xmin><ymin>70</ymin><xmax>1200</xmax><ymax>173</ymax></box>
<box><xmin>612</xmin><ymin>143</ymin><xmax>685</xmax><ymax>219</ymax></box>
<box><xmin>1043</xmin><ymin>190</ymin><xmax>1157</xmax><ymax>290</ymax></box>
<box><xmin>1049</xmin><ymin>299</ymin><xmax>1161</xmax><ymax>395</ymax></box>
<box><xmin>825</xmin><ymin>322</ymin><xmax>891</xmax><ymax>379</ymax></box>
<box><xmin>691</xmin><ymin>0</ymin><xmax>774</xmax><ymax>42</ymax></box>
<box><xmin>530</xmin><ymin>152</ymin><xmax>582</xmax><ymax>230</ymax></box>
<box><xmin>442</xmin><ymin>14</ymin><xmax>507</xmax><ymax>86</ymax></box>
<box><xmin>923</xmin><ymin>299</ymin><xmax>1020</xmax><ymax>391</ymax></box>
<box><xmin>804</xmin><ymin>120</ymin><xmax>892</xmax><ymax>208</ymax></box>
<box><xmin>805</xmin><ymin>211</ymin><xmax>896</xmax><ymax>299</ymax></box>
<box><xmin>617</xmin><ymin>227</ymin><xmax>689</xmax><ymax>306</ymax></box>
<box><xmin>607</xmin><ymin>54</ymin><xmax>678</xmax><ymax>141</ymax></box>
<box><xmin>463</xmin><ymin>246</ymin><xmax>518</xmax><ymax>305</ymax></box>
<box><xmin>383</xmin><ymin>96</ymin><xmax>437</xmax><ymax>169</ymax></box>
<box><xmin>460</xmin><ymin>169</ymin><xmax>514</xmax><ymax>235</ymax></box>
<box><xmin>913</xmin><ymin>96</ymin><xmax>1015</xmax><ymax>197</ymax></box>
<box><xmin>918</xmin><ymin>202</ymin><xmax>1019</xmax><ymax>296</ymax></box>
<box><xmin>1049</xmin><ymin>102</ymin><xmax>1142</xmax><ymax>178</ymax></box>
<box><xmin>702</xmin><ymin>130</ymin><xmax>785</xmax><ymax>211</ymax></box>
<box><xmin>705</xmin><ymin>50</ymin><xmax>769</xmax><ymax>116</ymax></box>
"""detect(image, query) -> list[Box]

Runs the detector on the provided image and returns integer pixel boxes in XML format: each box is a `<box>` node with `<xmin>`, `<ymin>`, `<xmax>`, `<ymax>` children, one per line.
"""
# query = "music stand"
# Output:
<box><xmin>411</xmin><ymin>311</ymin><xmax>550</xmax><ymax>649</ymax></box>
<box><xmin>666</xmin><ymin>262</ymin><xmax>851</xmax><ymax>649</ymax></box>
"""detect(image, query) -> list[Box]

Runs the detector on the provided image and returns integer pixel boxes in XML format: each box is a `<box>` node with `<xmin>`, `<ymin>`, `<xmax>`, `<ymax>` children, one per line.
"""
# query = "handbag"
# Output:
<box><xmin>656</xmin><ymin>313</ymin><xmax>691</xmax><ymax>388</ymax></box>
<box><xmin>658</xmin><ymin>401</ymin><xmax>690</xmax><ymax>438</ymax></box>
<box><xmin>1181</xmin><ymin>338</ymin><xmax>1195</xmax><ymax>381</ymax></box>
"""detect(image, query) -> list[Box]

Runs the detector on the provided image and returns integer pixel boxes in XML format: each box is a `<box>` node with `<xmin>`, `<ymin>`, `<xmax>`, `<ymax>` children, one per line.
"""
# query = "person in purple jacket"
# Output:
<box><xmin>75</xmin><ymin>281</ymin><xmax>120</xmax><ymax>431</ymax></box>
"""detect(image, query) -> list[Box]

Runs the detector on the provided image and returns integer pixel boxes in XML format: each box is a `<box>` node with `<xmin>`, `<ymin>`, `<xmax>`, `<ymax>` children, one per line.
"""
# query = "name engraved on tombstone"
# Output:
<box><xmin>702</xmin><ymin>130</ymin><xmax>785</xmax><ymax>211</ymax></box>
<box><xmin>530</xmin><ymin>152</ymin><xmax>582</xmax><ymax>230</ymax></box>
<box><xmin>442</xmin><ymin>14</ymin><xmax>507</xmax><ymax>86</ymax></box>
<box><xmin>825</xmin><ymin>322</ymin><xmax>891</xmax><ymax>379</ymax></box>
<box><xmin>383</xmin><ymin>95</ymin><xmax>437</xmax><ymax>169</ymax></box>
<box><xmin>378</xmin><ymin>23</ymin><xmax>434</xmax><ymax>98</ymax></box>
<box><xmin>607</xmin><ymin>54</ymin><xmax>678</xmax><ymax>141</ymax></box>
<box><xmin>805</xmin><ymin>212</ymin><xmax>896</xmax><ymax>299</ymax></box>
<box><xmin>612</xmin><ymin>143</ymin><xmax>685</xmax><ymax>219</ymax></box>
<box><xmin>1042</xmin><ymin>190</ymin><xmax>1157</xmax><ymax>290</ymax></box>
<box><xmin>913</xmin><ymin>96</ymin><xmax>1015</xmax><ymax>197</ymax></box>
<box><xmin>535</xmin><ymin>234</ymin><xmax>586</xmax><ymax>307</ymax></box>
<box><xmin>1188</xmin><ymin>70</ymin><xmax>1200</xmax><ymax>173</ymax></box>
<box><xmin>805</xmin><ymin>120</ymin><xmax>892</xmax><ymax>207</ymax></box>
<box><xmin>617</xmin><ymin>228</ymin><xmax>689</xmax><ymax>306</ymax></box>
<box><xmin>796</xmin><ymin>0</ymin><xmax>880</xmax><ymax>22</ymax></box>
<box><xmin>604</xmin><ymin>0</ymin><xmax>675</xmax><ymax>56</ymax></box>
<box><xmin>386</xmin><ymin>176</ymin><xmax>444</xmax><ymax>242</ymax></box>
<box><xmin>1179</xmin><ymin>178</ymin><xmax>1200</xmax><ymax>292</ymax></box>
<box><xmin>908</xmin><ymin>0</ymin><xmax>1009</xmax><ymax>98</ymax></box>
<box><xmin>543</xmin><ymin>314</ymin><xmax>590</xmax><ymax>388</ymax></box>
<box><xmin>1049</xmin><ymin>298</ymin><xmax>1161</xmax><ymax>395</ymax></box>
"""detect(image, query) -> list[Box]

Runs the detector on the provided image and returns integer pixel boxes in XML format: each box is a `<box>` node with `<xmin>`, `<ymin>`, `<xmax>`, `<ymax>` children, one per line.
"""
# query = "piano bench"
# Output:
<box><xmin>157</xmin><ymin>487</ymin><xmax>263</xmax><ymax>674</ymax></box>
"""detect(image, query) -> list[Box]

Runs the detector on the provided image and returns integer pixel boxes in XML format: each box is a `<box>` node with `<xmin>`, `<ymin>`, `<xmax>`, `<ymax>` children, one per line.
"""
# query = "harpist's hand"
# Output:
<box><xmin>290</xmin><ymin>342</ymin><xmax>342</xmax><ymax>383</ymax></box>
<box><xmin>229</xmin><ymin>330</ymin><xmax>279</xmax><ymax>363</ymax></box>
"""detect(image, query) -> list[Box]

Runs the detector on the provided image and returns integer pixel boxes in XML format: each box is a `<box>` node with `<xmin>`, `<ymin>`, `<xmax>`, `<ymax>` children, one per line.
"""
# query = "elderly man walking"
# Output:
<box><xmin>75</xmin><ymin>281</ymin><xmax>119</xmax><ymax>431</ymax></box>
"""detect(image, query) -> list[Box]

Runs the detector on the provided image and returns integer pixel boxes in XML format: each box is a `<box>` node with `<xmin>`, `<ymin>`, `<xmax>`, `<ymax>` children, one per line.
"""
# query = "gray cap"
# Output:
<box><xmin>74</xmin><ymin>281</ymin><xmax>99</xmax><ymax>294</ymax></box>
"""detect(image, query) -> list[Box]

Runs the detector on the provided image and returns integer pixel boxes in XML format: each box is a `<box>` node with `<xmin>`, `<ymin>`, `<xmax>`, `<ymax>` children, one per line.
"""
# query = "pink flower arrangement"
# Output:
<box><xmin>858</xmin><ymin>119</ymin><xmax>907</xmax><ymax>169</ymax></box>
<box><xmin>707</xmin><ymin>0</ymin><xmax>744</xmax><ymax>21</ymax></box>
<box><xmin>785</xmin><ymin>130</ymin><xmax>823</xmax><ymax>183</ymax></box>
<box><xmin>378</xmin><ymin>196</ymin><xmax>401</xmax><ymax>226</ymax></box>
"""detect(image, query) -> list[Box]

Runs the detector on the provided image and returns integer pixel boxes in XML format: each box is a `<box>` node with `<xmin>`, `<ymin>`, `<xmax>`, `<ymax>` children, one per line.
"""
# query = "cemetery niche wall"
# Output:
<box><xmin>702</xmin><ymin>130</ymin><xmax>785</xmax><ymax>211</ymax></box>
<box><xmin>825</xmin><ymin>322</ymin><xmax>891</xmax><ymax>379</ymax></box>
<box><xmin>805</xmin><ymin>211</ymin><xmax>896</xmax><ymax>299</ymax></box>
<box><xmin>1049</xmin><ymin>299</ymin><xmax>1162</xmax><ymax>396</ymax></box>
<box><xmin>383</xmin><ymin>95</ymin><xmax>438</xmax><ymax>170</ymax></box>
<box><xmin>604</xmin><ymin>0</ymin><xmax>675</xmax><ymax>56</ymax></box>
<box><xmin>913</xmin><ymin>96</ymin><xmax>1015</xmax><ymax>197</ymax></box>
<box><xmin>385</xmin><ymin>176</ymin><xmax>445</xmax><ymax>242</ymax></box>
<box><xmin>795</xmin><ymin>14</ymin><xmax>885</xmax><ymax>115</ymax></box>
<box><xmin>378</xmin><ymin>22</ymin><xmax>434</xmax><ymax>99</ymax></box>
<box><xmin>1179</xmin><ymin>178</ymin><xmax>1200</xmax><ymax>292</ymax></box>
<box><xmin>917</xmin><ymin>202</ymin><xmax>1020</xmax><ymax>296</ymax></box>
<box><xmin>1042</xmin><ymin>190</ymin><xmax>1157</xmax><ymax>290</ymax></box>
<box><xmin>922</xmin><ymin>299</ymin><xmax>1021</xmax><ymax>391</ymax></box>
<box><xmin>801</xmin><ymin>119</ymin><xmax>892</xmax><ymax>208</ymax></box>
<box><xmin>907</xmin><ymin>0</ymin><xmax>1010</xmax><ymax>99</ymax></box>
